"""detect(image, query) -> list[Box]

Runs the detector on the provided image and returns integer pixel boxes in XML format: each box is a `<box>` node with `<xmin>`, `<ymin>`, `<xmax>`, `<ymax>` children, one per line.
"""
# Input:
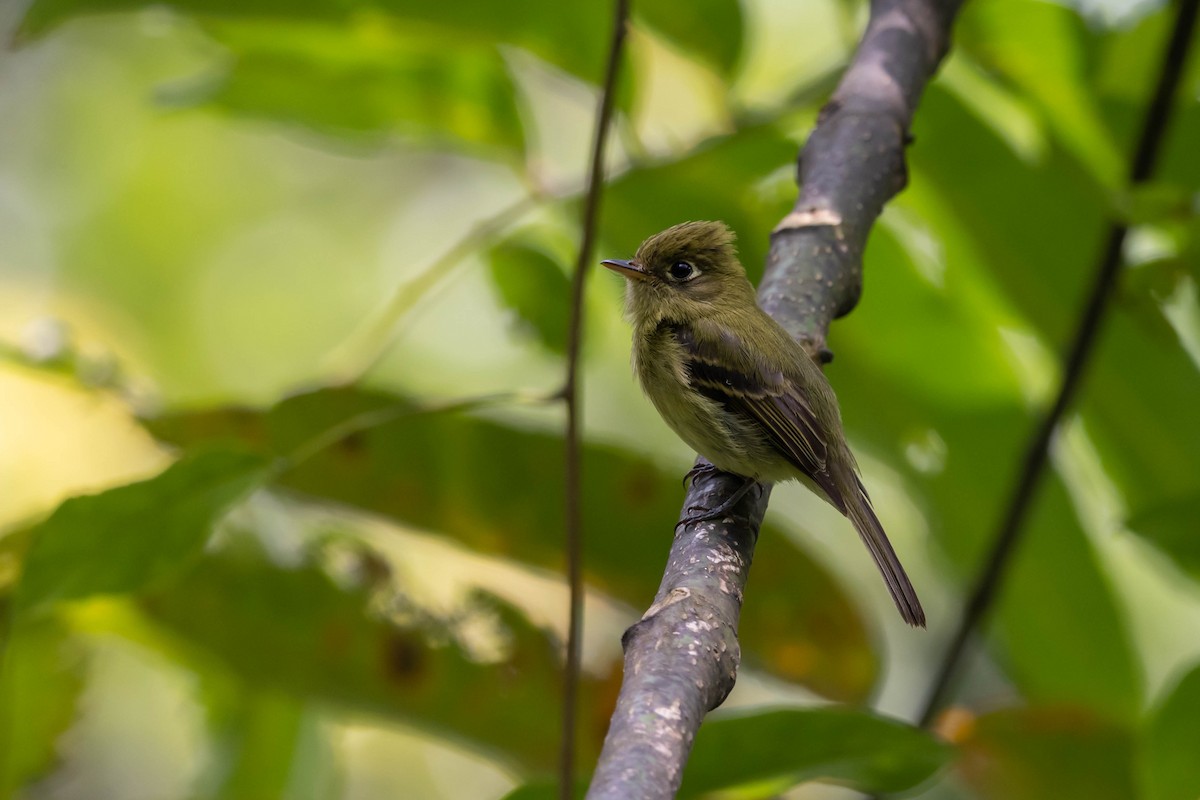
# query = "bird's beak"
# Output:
<box><xmin>601</xmin><ymin>258</ymin><xmax>649</xmax><ymax>281</ymax></box>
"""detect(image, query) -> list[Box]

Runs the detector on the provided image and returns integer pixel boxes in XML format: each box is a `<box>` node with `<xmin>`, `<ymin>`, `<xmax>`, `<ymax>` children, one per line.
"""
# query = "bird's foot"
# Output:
<box><xmin>675</xmin><ymin>475</ymin><xmax>759</xmax><ymax>532</ymax></box>
<box><xmin>681</xmin><ymin>461</ymin><xmax>720</xmax><ymax>488</ymax></box>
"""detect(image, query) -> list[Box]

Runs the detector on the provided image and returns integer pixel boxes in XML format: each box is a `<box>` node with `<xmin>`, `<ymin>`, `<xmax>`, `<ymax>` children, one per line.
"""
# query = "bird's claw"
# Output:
<box><xmin>674</xmin><ymin>476</ymin><xmax>760</xmax><ymax>532</ymax></box>
<box><xmin>681</xmin><ymin>461</ymin><xmax>719</xmax><ymax>488</ymax></box>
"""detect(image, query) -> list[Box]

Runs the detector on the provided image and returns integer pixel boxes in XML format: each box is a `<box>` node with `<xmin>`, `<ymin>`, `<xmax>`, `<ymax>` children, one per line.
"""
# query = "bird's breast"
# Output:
<box><xmin>632</xmin><ymin>324</ymin><xmax>788</xmax><ymax>480</ymax></box>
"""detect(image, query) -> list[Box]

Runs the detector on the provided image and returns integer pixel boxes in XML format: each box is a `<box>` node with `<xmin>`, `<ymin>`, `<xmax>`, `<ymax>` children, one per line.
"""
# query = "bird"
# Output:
<box><xmin>601</xmin><ymin>220</ymin><xmax>925</xmax><ymax>627</ymax></box>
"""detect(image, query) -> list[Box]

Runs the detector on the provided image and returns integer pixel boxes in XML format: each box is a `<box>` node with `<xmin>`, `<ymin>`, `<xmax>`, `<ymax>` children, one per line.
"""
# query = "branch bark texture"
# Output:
<box><xmin>586</xmin><ymin>2</ymin><xmax>961</xmax><ymax>798</ymax></box>
<box><xmin>760</xmin><ymin>0</ymin><xmax>957</xmax><ymax>347</ymax></box>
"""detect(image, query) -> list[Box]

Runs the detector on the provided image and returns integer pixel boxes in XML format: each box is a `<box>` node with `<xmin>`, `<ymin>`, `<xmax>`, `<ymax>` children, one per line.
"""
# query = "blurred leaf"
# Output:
<box><xmin>739</xmin><ymin>531</ymin><xmax>878</xmax><ymax>698</ymax></box>
<box><xmin>499</xmin><ymin>784</ymin><xmax>554</xmax><ymax>800</ymax></box>
<box><xmin>837</xmin><ymin>118</ymin><xmax>1143</xmax><ymax>719</ymax></box>
<box><xmin>178</xmin><ymin>18</ymin><xmax>525</xmax><ymax>154</ymax></box>
<box><xmin>678</xmin><ymin>707</ymin><xmax>954</xmax><ymax>797</ymax></box>
<box><xmin>487</xmin><ymin>241</ymin><xmax>570</xmax><ymax>353</ymax></box>
<box><xmin>835</xmin><ymin>332</ymin><xmax>1141</xmax><ymax>718</ymax></box>
<box><xmin>1140</xmin><ymin>662</ymin><xmax>1200</xmax><ymax>800</ymax></box>
<box><xmin>918</xmin><ymin>11</ymin><xmax>1200</xmax><ymax>531</ymax></box>
<box><xmin>139</xmin><ymin>540</ymin><xmax>605</xmax><ymax>771</ymax></box>
<box><xmin>145</xmin><ymin>387</ymin><xmax>881</xmax><ymax>701</ymax></box>
<box><xmin>937</xmin><ymin>52</ymin><xmax>1046</xmax><ymax>164</ymax></box>
<box><xmin>637</xmin><ymin>0</ymin><xmax>743</xmax><ymax>77</ymax></box>
<box><xmin>16</xmin><ymin>0</ymin><xmax>338</xmax><ymax>38</ymax></box>
<box><xmin>1117</xmin><ymin>183</ymin><xmax>1196</xmax><ymax>226</ymax></box>
<box><xmin>1126</xmin><ymin>495</ymin><xmax>1200</xmax><ymax>579</ymax></box>
<box><xmin>910</xmin><ymin>85</ymin><xmax>1107</xmax><ymax>345</ymax></box>
<box><xmin>1097</xmin><ymin>10</ymin><xmax>1200</xmax><ymax>192</ymax></box>
<box><xmin>900</xmin><ymin>82</ymin><xmax>1199</xmax><ymax>723</ymax></box>
<box><xmin>212</xmin><ymin>692</ymin><xmax>310</xmax><ymax>800</ymax></box>
<box><xmin>848</xmin><ymin>220</ymin><xmax>1022</xmax><ymax>405</ymax></box>
<box><xmin>1184</xmin><ymin>220</ymin><xmax>1200</xmax><ymax>284</ymax></box>
<box><xmin>500</xmin><ymin>781</ymin><xmax>582</xmax><ymax>800</ymax></box>
<box><xmin>0</xmin><ymin>528</ymin><xmax>34</xmax><ymax>597</ymax></box>
<box><xmin>996</xmin><ymin>476</ymin><xmax>1141</xmax><ymax>720</ymax></box>
<box><xmin>501</xmin><ymin>708</ymin><xmax>953</xmax><ymax>800</ymax></box>
<box><xmin>601</xmin><ymin>125</ymin><xmax>799</xmax><ymax>284</ymax></box>
<box><xmin>1080</xmin><ymin>308</ymin><xmax>1200</xmax><ymax>517</ymax></box>
<box><xmin>1094</xmin><ymin>6</ymin><xmax>1168</xmax><ymax>102</ymax></box>
<box><xmin>374</xmin><ymin>0</ymin><xmax>612</xmax><ymax>88</ymax></box>
<box><xmin>916</xmin><ymin>80</ymin><xmax>1200</xmax><ymax>512</ymax></box>
<box><xmin>18</xmin><ymin>0</ymin><xmax>610</xmax><ymax>91</ymax></box>
<box><xmin>955</xmin><ymin>706</ymin><xmax>1135</xmax><ymax>800</ymax></box>
<box><xmin>15</xmin><ymin>449</ymin><xmax>269</xmax><ymax>614</ymax></box>
<box><xmin>0</xmin><ymin>616</ymin><xmax>86</xmax><ymax>792</ymax></box>
<box><xmin>1119</xmin><ymin>258</ymin><xmax>1190</xmax><ymax>346</ymax></box>
<box><xmin>956</xmin><ymin>0</ymin><xmax>1122</xmax><ymax>187</ymax></box>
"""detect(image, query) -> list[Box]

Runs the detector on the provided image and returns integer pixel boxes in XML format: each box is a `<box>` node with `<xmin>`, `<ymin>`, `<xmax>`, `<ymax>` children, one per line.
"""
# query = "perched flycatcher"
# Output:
<box><xmin>602</xmin><ymin>221</ymin><xmax>925</xmax><ymax>627</ymax></box>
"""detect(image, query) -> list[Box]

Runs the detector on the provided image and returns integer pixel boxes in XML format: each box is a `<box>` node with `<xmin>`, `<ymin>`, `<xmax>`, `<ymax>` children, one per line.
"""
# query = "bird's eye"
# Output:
<box><xmin>669</xmin><ymin>261</ymin><xmax>695</xmax><ymax>281</ymax></box>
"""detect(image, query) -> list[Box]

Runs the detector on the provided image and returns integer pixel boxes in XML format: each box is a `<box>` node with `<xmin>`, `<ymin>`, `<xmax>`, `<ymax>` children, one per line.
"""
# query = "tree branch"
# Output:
<box><xmin>915</xmin><ymin>0</ymin><xmax>1200</xmax><ymax>727</ymax></box>
<box><xmin>760</xmin><ymin>0</ymin><xmax>958</xmax><ymax>344</ymax></box>
<box><xmin>586</xmin><ymin>1</ymin><xmax>961</xmax><ymax>797</ymax></box>
<box><xmin>562</xmin><ymin>1</ymin><xmax>630</xmax><ymax>798</ymax></box>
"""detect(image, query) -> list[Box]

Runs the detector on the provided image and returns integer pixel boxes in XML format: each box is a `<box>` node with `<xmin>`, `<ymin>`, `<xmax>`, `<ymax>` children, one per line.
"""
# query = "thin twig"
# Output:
<box><xmin>916</xmin><ymin>0</ymin><xmax>1200</xmax><ymax>727</ymax></box>
<box><xmin>560</xmin><ymin>2</ymin><xmax>629</xmax><ymax>798</ymax></box>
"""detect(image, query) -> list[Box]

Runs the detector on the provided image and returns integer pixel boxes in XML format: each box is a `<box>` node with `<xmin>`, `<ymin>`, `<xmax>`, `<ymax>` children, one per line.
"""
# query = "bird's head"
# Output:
<box><xmin>601</xmin><ymin>221</ymin><xmax>754</xmax><ymax>325</ymax></box>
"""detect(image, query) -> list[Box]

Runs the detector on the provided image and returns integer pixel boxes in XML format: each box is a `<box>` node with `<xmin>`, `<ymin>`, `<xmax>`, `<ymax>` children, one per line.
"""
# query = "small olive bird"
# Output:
<box><xmin>602</xmin><ymin>221</ymin><xmax>925</xmax><ymax>627</ymax></box>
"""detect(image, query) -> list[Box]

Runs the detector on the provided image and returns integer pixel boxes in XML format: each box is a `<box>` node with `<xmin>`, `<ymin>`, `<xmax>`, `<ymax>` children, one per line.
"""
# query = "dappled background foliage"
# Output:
<box><xmin>1</xmin><ymin>0</ymin><xmax>1199</xmax><ymax>797</ymax></box>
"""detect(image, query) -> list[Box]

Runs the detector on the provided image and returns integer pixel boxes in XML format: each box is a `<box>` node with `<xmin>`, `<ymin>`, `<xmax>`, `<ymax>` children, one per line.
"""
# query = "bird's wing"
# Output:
<box><xmin>665</xmin><ymin>319</ymin><xmax>844</xmax><ymax>511</ymax></box>
<box><xmin>668</xmin><ymin>318</ymin><xmax>926</xmax><ymax>627</ymax></box>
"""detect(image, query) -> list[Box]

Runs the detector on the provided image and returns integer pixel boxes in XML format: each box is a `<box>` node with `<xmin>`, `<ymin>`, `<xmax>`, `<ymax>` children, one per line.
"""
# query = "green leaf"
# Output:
<box><xmin>17</xmin><ymin>0</ymin><xmax>611</xmax><ymax>90</ymax></box>
<box><xmin>913</xmin><ymin>65</ymin><xmax>1200</xmax><ymax>514</ymax></box>
<box><xmin>1094</xmin><ymin>6</ymin><xmax>1169</xmax><ymax>102</ymax></box>
<box><xmin>996</xmin><ymin>476</ymin><xmax>1141</xmax><ymax>720</ymax></box>
<box><xmin>850</xmin><ymin>218</ymin><xmax>1024</xmax><ymax>404</ymax></box>
<box><xmin>739</xmin><ymin>532</ymin><xmax>878</xmax><ymax>699</ymax></box>
<box><xmin>909</xmin><ymin>84</ymin><xmax>1108</xmax><ymax>345</ymax></box>
<box><xmin>833</xmin><ymin>365</ymin><xmax>1142</xmax><ymax>720</ymax></box>
<box><xmin>1140</xmin><ymin>662</ymin><xmax>1200</xmax><ymax>800</ymax></box>
<box><xmin>375</xmin><ymin>0</ymin><xmax>612</xmax><ymax>88</ymax></box>
<box><xmin>1074</xmin><ymin>307</ymin><xmax>1200</xmax><ymax>522</ymax></box>
<box><xmin>920</xmin><ymin>9</ymin><xmax>1200</xmax><ymax>536</ymax></box>
<box><xmin>954</xmin><ymin>706</ymin><xmax>1135</xmax><ymax>800</ymax></box>
<box><xmin>145</xmin><ymin>387</ymin><xmax>881</xmax><ymax>702</ymax></box>
<box><xmin>1117</xmin><ymin>183</ymin><xmax>1196</xmax><ymax>227</ymax></box>
<box><xmin>15</xmin><ymin>449</ymin><xmax>270</xmax><ymax>614</ymax></box>
<box><xmin>1119</xmin><ymin>258</ymin><xmax>1191</xmax><ymax>348</ymax></box>
<box><xmin>487</xmin><ymin>241</ymin><xmax>571</xmax><ymax>354</ymax></box>
<box><xmin>1127</xmin><ymin>495</ymin><xmax>1200</xmax><ymax>579</ymax></box>
<box><xmin>180</xmin><ymin>18</ymin><xmax>525</xmax><ymax>154</ymax></box>
<box><xmin>834</xmin><ymin>355</ymin><xmax>1141</xmax><ymax>717</ymax></box>
<box><xmin>206</xmin><ymin>692</ymin><xmax>337</xmax><ymax>800</ymax></box>
<box><xmin>637</xmin><ymin>0</ymin><xmax>743</xmax><ymax>77</ymax></box>
<box><xmin>0</xmin><ymin>616</ymin><xmax>86</xmax><ymax>792</ymax></box>
<box><xmin>678</xmin><ymin>707</ymin><xmax>953</xmax><ymax>797</ymax></box>
<box><xmin>835</xmin><ymin>127</ymin><xmax>1143</xmax><ymax>720</ymax></box>
<box><xmin>139</xmin><ymin>539</ymin><xmax>607</xmax><ymax>771</ymax></box>
<box><xmin>499</xmin><ymin>781</ymin><xmax>581</xmax><ymax>800</ymax></box>
<box><xmin>956</xmin><ymin>0</ymin><xmax>1122</xmax><ymax>187</ymax></box>
<box><xmin>213</xmin><ymin>693</ymin><xmax>304</xmax><ymax>800</ymax></box>
<box><xmin>16</xmin><ymin>0</ymin><xmax>331</xmax><ymax>39</ymax></box>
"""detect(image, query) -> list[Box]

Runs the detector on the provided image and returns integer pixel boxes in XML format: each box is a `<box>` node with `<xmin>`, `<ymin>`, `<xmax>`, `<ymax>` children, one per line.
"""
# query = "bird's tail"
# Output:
<box><xmin>843</xmin><ymin>473</ymin><xmax>925</xmax><ymax>628</ymax></box>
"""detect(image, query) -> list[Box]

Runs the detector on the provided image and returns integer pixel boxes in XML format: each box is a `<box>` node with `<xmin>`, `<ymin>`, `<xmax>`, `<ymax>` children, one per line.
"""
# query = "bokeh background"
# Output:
<box><xmin>2</xmin><ymin>0</ymin><xmax>1200</xmax><ymax>797</ymax></box>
